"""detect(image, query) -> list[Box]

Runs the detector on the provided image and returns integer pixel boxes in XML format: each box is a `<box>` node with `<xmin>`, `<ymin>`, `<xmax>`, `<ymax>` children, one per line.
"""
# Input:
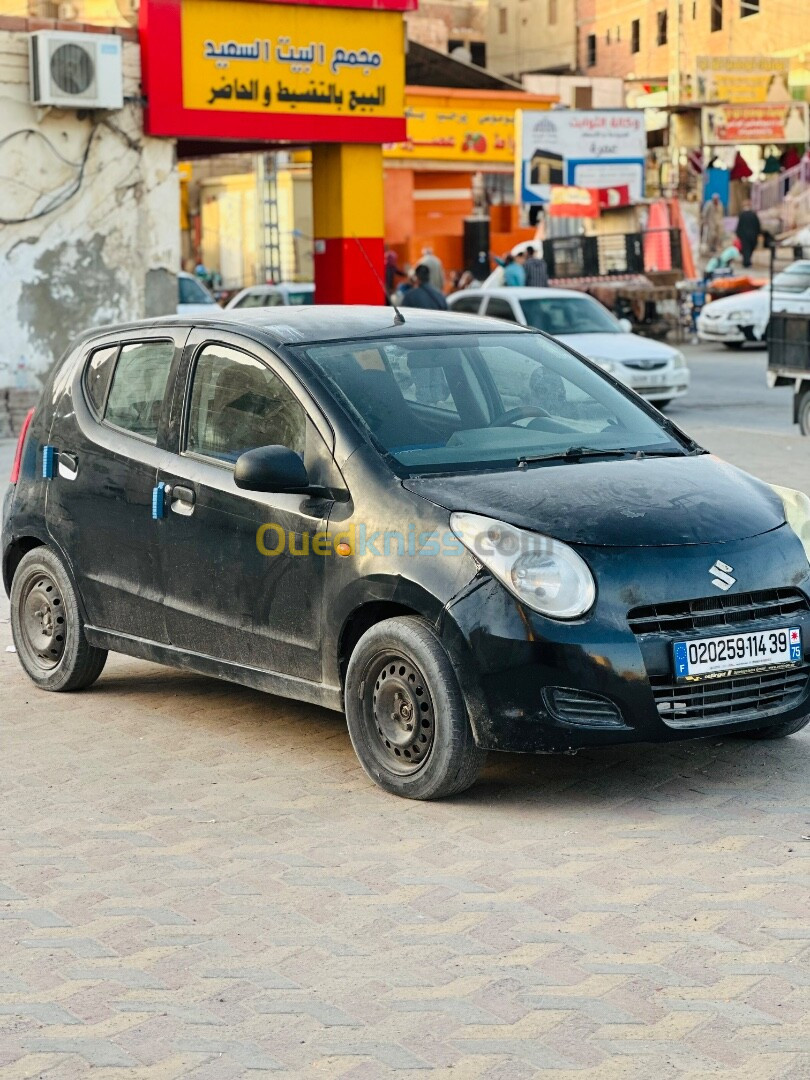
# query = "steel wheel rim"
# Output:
<box><xmin>365</xmin><ymin>653</ymin><xmax>435</xmax><ymax>775</ymax></box>
<box><xmin>19</xmin><ymin>572</ymin><xmax>66</xmax><ymax>670</ymax></box>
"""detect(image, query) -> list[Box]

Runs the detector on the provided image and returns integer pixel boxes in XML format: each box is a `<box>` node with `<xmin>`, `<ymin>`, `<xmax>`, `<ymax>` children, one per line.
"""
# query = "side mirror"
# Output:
<box><xmin>618</xmin><ymin>318</ymin><xmax>633</xmax><ymax>333</ymax></box>
<box><xmin>234</xmin><ymin>445</ymin><xmax>309</xmax><ymax>493</ymax></box>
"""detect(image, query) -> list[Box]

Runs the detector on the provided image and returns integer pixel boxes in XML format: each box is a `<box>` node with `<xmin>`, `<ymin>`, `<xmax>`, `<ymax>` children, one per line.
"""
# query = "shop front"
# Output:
<box><xmin>140</xmin><ymin>0</ymin><xmax>412</xmax><ymax>303</ymax></box>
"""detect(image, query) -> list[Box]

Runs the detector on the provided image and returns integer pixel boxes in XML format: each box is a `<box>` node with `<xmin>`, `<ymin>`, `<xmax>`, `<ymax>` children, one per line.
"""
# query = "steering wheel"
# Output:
<box><xmin>488</xmin><ymin>405</ymin><xmax>552</xmax><ymax>427</ymax></box>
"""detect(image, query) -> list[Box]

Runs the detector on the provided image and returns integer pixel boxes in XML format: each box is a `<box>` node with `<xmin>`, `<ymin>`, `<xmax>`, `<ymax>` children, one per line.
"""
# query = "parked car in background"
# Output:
<box><xmin>697</xmin><ymin>261</ymin><xmax>810</xmax><ymax>349</ymax></box>
<box><xmin>226</xmin><ymin>283</ymin><xmax>316</xmax><ymax>309</ymax></box>
<box><xmin>177</xmin><ymin>271</ymin><xmax>220</xmax><ymax>315</ymax></box>
<box><xmin>448</xmin><ymin>286</ymin><xmax>689</xmax><ymax>407</ymax></box>
<box><xmin>5</xmin><ymin>307</ymin><xmax>809</xmax><ymax>800</ymax></box>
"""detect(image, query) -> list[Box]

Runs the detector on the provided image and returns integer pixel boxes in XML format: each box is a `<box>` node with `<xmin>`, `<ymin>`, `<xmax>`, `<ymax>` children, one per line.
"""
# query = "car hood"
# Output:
<box><xmin>404</xmin><ymin>454</ymin><xmax>786</xmax><ymax>547</ymax></box>
<box><xmin>553</xmin><ymin>332</ymin><xmax>677</xmax><ymax>362</ymax></box>
<box><xmin>701</xmin><ymin>288</ymin><xmax>769</xmax><ymax>316</ymax></box>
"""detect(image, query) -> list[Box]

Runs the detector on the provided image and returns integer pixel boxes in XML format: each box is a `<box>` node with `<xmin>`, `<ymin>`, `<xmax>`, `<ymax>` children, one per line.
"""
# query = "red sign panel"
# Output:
<box><xmin>140</xmin><ymin>0</ymin><xmax>408</xmax><ymax>144</ymax></box>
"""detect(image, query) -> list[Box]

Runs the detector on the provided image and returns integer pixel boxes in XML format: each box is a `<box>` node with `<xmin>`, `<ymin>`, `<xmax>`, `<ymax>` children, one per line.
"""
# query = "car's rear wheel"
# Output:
<box><xmin>10</xmin><ymin>547</ymin><xmax>107</xmax><ymax>692</ymax></box>
<box><xmin>344</xmin><ymin>616</ymin><xmax>485</xmax><ymax>799</ymax></box>
<box><xmin>798</xmin><ymin>389</ymin><xmax>810</xmax><ymax>437</ymax></box>
<box><xmin>732</xmin><ymin>714</ymin><xmax>810</xmax><ymax>740</ymax></box>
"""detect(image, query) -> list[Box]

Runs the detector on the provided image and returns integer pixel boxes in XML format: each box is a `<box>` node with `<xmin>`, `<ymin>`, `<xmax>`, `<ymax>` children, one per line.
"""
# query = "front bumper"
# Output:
<box><xmin>697</xmin><ymin>317</ymin><xmax>764</xmax><ymax>343</ymax></box>
<box><xmin>440</xmin><ymin>525</ymin><xmax>810</xmax><ymax>753</ymax></box>
<box><xmin>619</xmin><ymin>367</ymin><xmax>689</xmax><ymax>401</ymax></box>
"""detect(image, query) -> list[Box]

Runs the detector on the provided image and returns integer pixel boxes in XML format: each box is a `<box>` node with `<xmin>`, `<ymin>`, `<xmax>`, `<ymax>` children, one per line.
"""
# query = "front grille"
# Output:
<box><xmin>628</xmin><ymin>588</ymin><xmax>809</xmax><ymax>637</ymax></box>
<box><xmin>545</xmin><ymin>687</ymin><xmax>626</xmax><ymax>728</ymax></box>
<box><xmin>622</xmin><ymin>360</ymin><xmax>668</xmax><ymax>371</ymax></box>
<box><xmin>652</xmin><ymin>666</ymin><xmax>810</xmax><ymax>728</ymax></box>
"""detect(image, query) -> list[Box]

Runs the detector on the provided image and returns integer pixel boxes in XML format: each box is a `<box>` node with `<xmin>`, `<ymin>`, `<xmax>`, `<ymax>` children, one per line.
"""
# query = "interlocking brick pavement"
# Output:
<box><xmin>2</xmin><ymin>604</ymin><xmax>810</xmax><ymax>1079</ymax></box>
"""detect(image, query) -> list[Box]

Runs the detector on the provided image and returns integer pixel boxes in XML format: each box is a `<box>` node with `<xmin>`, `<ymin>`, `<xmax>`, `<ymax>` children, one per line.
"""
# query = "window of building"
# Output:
<box><xmin>740</xmin><ymin>0</ymin><xmax>759</xmax><ymax>15</ymax></box>
<box><xmin>657</xmin><ymin>10</ymin><xmax>668</xmax><ymax>43</ymax></box>
<box><xmin>498</xmin><ymin>6</ymin><xmax>507</xmax><ymax>33</ymax></box>
<box><xmin>711</xmin><ymin>0</ymin><xmax>722</xmax><ymax>31</ymax></box>
<box><xmin>692</xmin><ymin>0</ymin><xmax>697</xmax><ymax>17</ymax></box>
<box><xmin>586</xmin><ymin>33</ymin><xmax>597</xmax><ymax>66</ymax></box>
<box><xmin>549</xmin><ymin>0</ymin><xmax>557</xmax><ymax>24</ymax></box>
<box><xmin>606</xmin><ymin>28</ymin><xmax>612</xmax><ymax>44</ymax></box>
<box><xmin>616</xmin><ymin>25</ymin><xmax>621</xmax><ymax>40</ymax></box>
<box><xmin>631</xmin><ymin>18</ymin><xmax>640</xmax><ymax>52</ymax></box>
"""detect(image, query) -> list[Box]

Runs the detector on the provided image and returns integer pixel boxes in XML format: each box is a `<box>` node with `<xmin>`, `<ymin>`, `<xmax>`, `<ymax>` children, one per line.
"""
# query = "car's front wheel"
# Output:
<box><xmin>344</xmin><ymin>616</ymin><xmax>485</xmax><ymax>799</ymax></box>
<box><xmin>10</xmin><ymin>547</ymin><xmax>107</xmax><ymax>692</ymax></box>
<box><xmin>723</xmin><ymin>341</ymin><xmax>745</xmax><ymax>350</ymax></box>
<box><xmin>798</xmin><ymin>389</ymin><xmax>810</xmax><ymax>437</ymax></box>
<box><xmin>732</xmin><ymin>714</ymin><xmax>810</xmax><ymax>740</ymax></box>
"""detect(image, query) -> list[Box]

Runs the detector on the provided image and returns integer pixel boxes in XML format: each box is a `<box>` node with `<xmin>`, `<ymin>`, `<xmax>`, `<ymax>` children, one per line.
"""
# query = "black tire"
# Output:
<box><xmin>652</xmin><ymin>399</ymin><xmax>672</xmax><ymax>410</ymax></box>
<box><xmin>732</xmin><ymin>714</ymin><xmax>810</xmax><ymax>740</ymax></box>
<box><xmin>10</xmin><ymin>547</ymin><xmax>107</xmax><ymax>692</ymax></box>
<box><xmin>723</xmin><ymin>341</ymin><xmax>745</xmax><ymax>351</ymax></box>
<box><xmin>344</xmin><ymin>616</ymin><xmax>485</xmax><ymax>800</ymax></box>
<box><xmin>798</xmin><ymin>389</ymin><xmax>810</xmax><ymax>437</ymax></box>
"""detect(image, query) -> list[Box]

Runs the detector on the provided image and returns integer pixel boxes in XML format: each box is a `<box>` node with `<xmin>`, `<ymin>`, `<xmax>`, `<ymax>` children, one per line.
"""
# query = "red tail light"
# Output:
<box><xmin>9</xmin><ymin>407</ymin><xmax>35</xmax><ymax>485</ymax></box>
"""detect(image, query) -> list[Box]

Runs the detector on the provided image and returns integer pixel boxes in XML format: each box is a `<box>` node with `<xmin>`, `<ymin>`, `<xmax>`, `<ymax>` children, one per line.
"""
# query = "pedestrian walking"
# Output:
<box><xmin>701</xmin><ymin>193</ymin><xmax>725</xmax><ymax>256</ymax></box>
<box><xmin>419</xmin><ymin>246</ymin><xmax>445</xmax><ymax>291</ymax></box>
<box><xmin>735</xmin><ymin>200</ymin><xmax>761</xmax><ymax>269</ymax></box>
<box><xmin>493</xmin><ymin>251</ymin><xmax>526</xmax><ymax>287</ymax></box>
<box><xmin>399</xmin><ymin>264</ymin><xmax>448</xmax><ymax>309</ymax></box>
<box><xmin>523</xmin><ymin>245</ymin><xmax>549</xmax><ymax>287</ymax></box>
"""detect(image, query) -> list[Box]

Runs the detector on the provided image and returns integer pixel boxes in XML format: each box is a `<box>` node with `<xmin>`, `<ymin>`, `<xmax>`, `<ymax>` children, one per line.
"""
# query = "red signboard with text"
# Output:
<box><xmin>140</xmin><ymin>0</ymin><xmax>410</xmax><ymax>143</ymax></box>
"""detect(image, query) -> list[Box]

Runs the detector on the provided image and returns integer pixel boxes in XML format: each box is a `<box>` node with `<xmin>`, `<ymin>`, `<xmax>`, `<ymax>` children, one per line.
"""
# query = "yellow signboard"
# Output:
<box><xmin>384</xmin><ymin>95</ymin><xmax>525</xmax><ymax>163</ymax></box>
<box><xmin>686</xmin><ymin>56</ymin><xmax>792</xmax><ymax>104</ymax></box>
<box><xmin>181</xmin><ymin>0</ymin><xmax>405</xmax><ymax>119</ymax></box>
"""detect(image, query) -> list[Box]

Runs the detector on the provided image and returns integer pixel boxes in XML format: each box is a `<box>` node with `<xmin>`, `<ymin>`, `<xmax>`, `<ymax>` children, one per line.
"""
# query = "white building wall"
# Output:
<box><xmin>0</xmin><ymin>29</ymin><xmax>179</xmax><ymax>389</ymax></box>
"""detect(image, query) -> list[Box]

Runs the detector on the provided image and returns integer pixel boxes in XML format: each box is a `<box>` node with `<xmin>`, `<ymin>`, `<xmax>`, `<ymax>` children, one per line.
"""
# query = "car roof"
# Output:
<box><xmin>78</xmin><ymin>305</ymin><xmax>528</xmax><ymax>347</ymax></box>
<box><xmin>238</xmin><ymin>282</ymin><xmax>315</xmax><ymax>293</ymax></box>
<box><xmin>450</xmin><ymin>286</ymin><xmax>597</xmax><ymax>301</ymax></box>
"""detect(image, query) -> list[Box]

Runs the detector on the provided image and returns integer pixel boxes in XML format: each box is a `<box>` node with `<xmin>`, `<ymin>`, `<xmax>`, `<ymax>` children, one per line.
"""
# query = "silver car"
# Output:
<box><xmin>448</xmin><ymin>286</ymin><xmax>689</xmax><ymax>407</ymax></box>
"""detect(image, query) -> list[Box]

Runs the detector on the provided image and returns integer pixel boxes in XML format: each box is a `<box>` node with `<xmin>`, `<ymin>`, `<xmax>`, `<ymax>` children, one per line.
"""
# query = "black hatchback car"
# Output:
<box><xmin>4</xmin><ymin>307</ymin><xmax>810</xmax><ymax>799</ymax></box>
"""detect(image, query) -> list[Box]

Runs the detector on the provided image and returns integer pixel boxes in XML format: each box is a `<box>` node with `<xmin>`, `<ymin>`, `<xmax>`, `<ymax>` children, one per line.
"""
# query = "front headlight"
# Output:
<box><xmin>450</xmin><ymin>512</ymin><xmax>596</xmax><ymax>619</ymax></box>
<box><xmin>725</xmin><ymin>310</ymin><xmax>750</xmax><ymax>321</ymax></box>
<box><xmin>672</xmin><ymin>350</ymin><xmax>687</xmax><ymax>369</ymax></box>
<box><xmin>591</xmin><ymin>359</ymin><xmax>618</xmax><ymax>375</ymax></box>
<box><xmin>772</xmin><ymin>485</ymin><xmax>810</xmax><ymax>563</ymax></box>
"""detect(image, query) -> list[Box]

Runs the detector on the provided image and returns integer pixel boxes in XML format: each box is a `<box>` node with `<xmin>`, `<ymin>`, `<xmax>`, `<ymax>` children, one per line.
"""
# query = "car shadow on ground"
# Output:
<box><xmin>86</xmin><ymin>657</ymin><xmax>810</xmax><ymax>811</ymax></box>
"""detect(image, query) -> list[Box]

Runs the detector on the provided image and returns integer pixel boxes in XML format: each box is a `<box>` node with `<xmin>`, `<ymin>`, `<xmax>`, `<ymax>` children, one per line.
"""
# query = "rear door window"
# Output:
<box><xmin>449</xmin><ymin>295</ymin><xmax>483</xmax><ymax>315</ymax></box>
<box><xmin>104</xmin><ymin>340</ymin><xmax>176</xmax><ymax>442</ymax></box>
<box><xmin>483</xmin><ymin>297</ymin><xmax>520</xmax><ymax>322</ymax></box>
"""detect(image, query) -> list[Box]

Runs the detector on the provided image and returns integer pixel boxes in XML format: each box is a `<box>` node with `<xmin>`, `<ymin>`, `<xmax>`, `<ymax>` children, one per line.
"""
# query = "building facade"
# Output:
<box><xmin>486</xmin><ymin>0</ymin><xmax>577</xmax><ymax>78</ymax></box>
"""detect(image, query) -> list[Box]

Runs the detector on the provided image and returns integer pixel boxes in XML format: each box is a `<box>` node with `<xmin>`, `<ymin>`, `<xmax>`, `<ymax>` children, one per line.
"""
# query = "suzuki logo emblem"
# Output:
<box><xmin>710</xmin><ymin>560</ymin><xmax>736</xmax><ymax>591</ymax></box>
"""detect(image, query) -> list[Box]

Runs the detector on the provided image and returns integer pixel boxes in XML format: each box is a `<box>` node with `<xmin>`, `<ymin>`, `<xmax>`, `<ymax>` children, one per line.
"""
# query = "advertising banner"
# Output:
<box><xmin>548</xmin><ymin>186</ymin><xmax>600</xmax><ymax>218</ymax></box>
<box><xmin>702</xmin><ymin>102</ymin><xmax>809</xmax><ymax>145</ymax></box>
<box><xmin>141</xmin><ymin>0</ymin><xmax>407</xmax><ymax>142</ymax></box>
<box><xmin>516</xmin><ymin>110</ymin><xmax>646</xmax><ymax>205</ymax></box>
<box><xmin>687</xmin><ymin>56</ymin><xmax>791</xmax><ymax>104</ymax></box>
<box><xmin>384</xmin><ymin>102</ymin><xmax>518</xmax><ymax>164</ymax></box>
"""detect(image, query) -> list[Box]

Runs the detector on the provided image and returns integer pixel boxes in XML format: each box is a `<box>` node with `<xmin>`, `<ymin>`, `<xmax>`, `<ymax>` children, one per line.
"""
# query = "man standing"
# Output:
<box><xmin>524</xmin><ymin>245</ymin><xmax>549</xmax><ymax>287</ymax></box>
<box><xmin>701</xmin><ymin>193</ymin><xmax>726</xmax><ymax>256</ymax></box>
<box><xmin>400</xmin><ymin>264</ymin><xmax>448</xmax><ymax>310</ymax></box>
<box><xmin>735</xmin><ymin>200</ymin><xmax>761</xmax><ymax>269</ymax></box>
<box><xmin>419</xmin><ymin>246</ymin><xmax>445</xmax><ymax>291</ymax></box>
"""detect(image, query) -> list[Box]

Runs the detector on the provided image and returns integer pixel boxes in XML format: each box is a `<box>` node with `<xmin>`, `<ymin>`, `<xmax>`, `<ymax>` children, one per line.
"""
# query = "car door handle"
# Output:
<box><xmin>169</xmin><ymin>484</ymin><xmax>196</xmax><ymax>516</ymax></box>
<box><xmin>58</xmin><ymin>451</ymin><xmax>78</xmax><ymax>480</ymax></box>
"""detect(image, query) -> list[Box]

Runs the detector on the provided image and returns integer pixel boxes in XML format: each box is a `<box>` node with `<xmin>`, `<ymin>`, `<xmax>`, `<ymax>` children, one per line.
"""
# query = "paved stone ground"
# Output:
<box><xmin>2</xmin><ymin>349</ymin><xmax>810</xmax><ymax>1077</ymax></box>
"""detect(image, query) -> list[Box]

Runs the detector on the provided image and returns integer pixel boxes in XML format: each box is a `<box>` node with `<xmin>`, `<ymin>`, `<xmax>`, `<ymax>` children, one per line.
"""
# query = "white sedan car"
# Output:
<box><xmin>225</xmin><ymin>283</ymin><xmax>315</xmax><ymax>309</ymax></box>
<box><xmin>448</xmin><ymin>286</ymin><xmax>689</xmax><ymax>406</ymax></box>
<box><xmin>697</xmin><ymin>260</ymin><xmax>810</xmax><ymax>349</ymax></box>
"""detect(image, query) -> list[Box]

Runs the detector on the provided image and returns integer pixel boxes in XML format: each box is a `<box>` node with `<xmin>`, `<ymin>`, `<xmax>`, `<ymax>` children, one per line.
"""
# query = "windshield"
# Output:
<box><xmin>179</xmin><ymin>276</ymin><xmax>216</xmax><ymax>305</ymax></box>
<box><xmin>773</xmin><ymin>263</ymin><xmax>810</xmax><ymax>294</ymax></box>
<box><xmin>519</xmin><ymin>296</ymin><xmax>620</xmax><ymax>335</ymax></box>
<box><xmin>299</xmin><ymin>332</ymin><xmax>684</xmax><ymax>474</ymax></box>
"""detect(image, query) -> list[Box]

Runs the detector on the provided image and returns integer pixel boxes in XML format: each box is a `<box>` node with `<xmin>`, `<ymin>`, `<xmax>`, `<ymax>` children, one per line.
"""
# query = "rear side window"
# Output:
<box><xmin>104</xmin><ymin>340</ymin><xmax>175</xmax><ymax>442</ymax></box>
<box><xmin>484</xmin><ymin>297</ymin><xmax>520</xmax><ymax>322</ymax></box>
<box><xmin>449</xmin><ymin>295</ymin><xmax>483</xmax><ymax>315</ymax></box>
<box><xmin>83</xmin><ymin>345</ymin><xmax>118</xmax><ymax>417</ymax></box>
<box><xmin>235</xmin><ymin>292</ymin><xmax>283</xmax><ymax>308</ymax></box>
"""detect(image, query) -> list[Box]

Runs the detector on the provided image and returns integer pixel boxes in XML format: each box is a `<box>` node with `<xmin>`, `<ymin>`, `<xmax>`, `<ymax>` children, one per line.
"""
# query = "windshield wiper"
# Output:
<box><xmin>516</xmin><ymin>446</ymin><xmax>684</xmax><ymax>467</ymax></box>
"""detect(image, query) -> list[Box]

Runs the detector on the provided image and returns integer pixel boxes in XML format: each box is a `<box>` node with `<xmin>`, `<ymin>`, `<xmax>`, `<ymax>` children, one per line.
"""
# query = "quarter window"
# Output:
<box><xmin>83</xmin><ymin>344</ymin><xmax>117</xmax><ymax>417</ymax></box>
<box><xmin>186</xmin><ymin>344</ymin><xmax>305</xmax><ymax>462</ymax></box>
<box><xmin>104</xmin><ymin>340</ymin><xmax>175</xmax><ymax>442</ymax></box>
<box><xmin>449</xmin><ymin>295</ymin><xmax>484</xmax><ymax>315</ymax></box>
<box><xmin>485</xmin><ymin>297</ymin><xmax>520</xmax><ymax>322</ymax></box>
<box><xmin>235</xmin><ymin>292</ymin><xmax>284</xmax><ymax>308</ymax></box>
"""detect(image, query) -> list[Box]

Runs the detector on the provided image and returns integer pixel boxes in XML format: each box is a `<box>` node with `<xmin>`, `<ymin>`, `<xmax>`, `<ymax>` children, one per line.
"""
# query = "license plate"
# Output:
<box><xmin>635</xmin><ymin>375</ymin><xmax>667</xmax><ymax>388</ymax></box>
<box><xmin>673</xmin><ymin>627</ymin><xmax>802</xmax><ymax>682</ymax></box>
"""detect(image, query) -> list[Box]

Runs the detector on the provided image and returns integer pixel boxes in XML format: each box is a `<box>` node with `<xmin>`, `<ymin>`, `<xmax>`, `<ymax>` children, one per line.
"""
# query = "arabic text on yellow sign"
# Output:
<box><xmin>383</xmin><ymin>96</ymin><xmax>525</xmax><ymax>163</ymax></box>
<box><xmin>181</xmin><ymin>0</ymin><xmax>405</xmax><ymax>118</ymax></box>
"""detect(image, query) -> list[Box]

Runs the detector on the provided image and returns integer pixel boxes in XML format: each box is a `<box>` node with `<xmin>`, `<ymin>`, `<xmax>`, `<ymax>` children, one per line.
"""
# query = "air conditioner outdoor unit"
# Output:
<box><xmin>29</xmin><ymin>30</ymin><xmax>123</xmax><ymax>109</ymax></box>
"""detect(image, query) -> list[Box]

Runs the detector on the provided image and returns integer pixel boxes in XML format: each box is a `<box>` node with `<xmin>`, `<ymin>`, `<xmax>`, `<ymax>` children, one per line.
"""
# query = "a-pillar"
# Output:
<box><xmin>312</xmin><ymin>143</ymin><xmax>386</xmax><ymax>305</ymax></box>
